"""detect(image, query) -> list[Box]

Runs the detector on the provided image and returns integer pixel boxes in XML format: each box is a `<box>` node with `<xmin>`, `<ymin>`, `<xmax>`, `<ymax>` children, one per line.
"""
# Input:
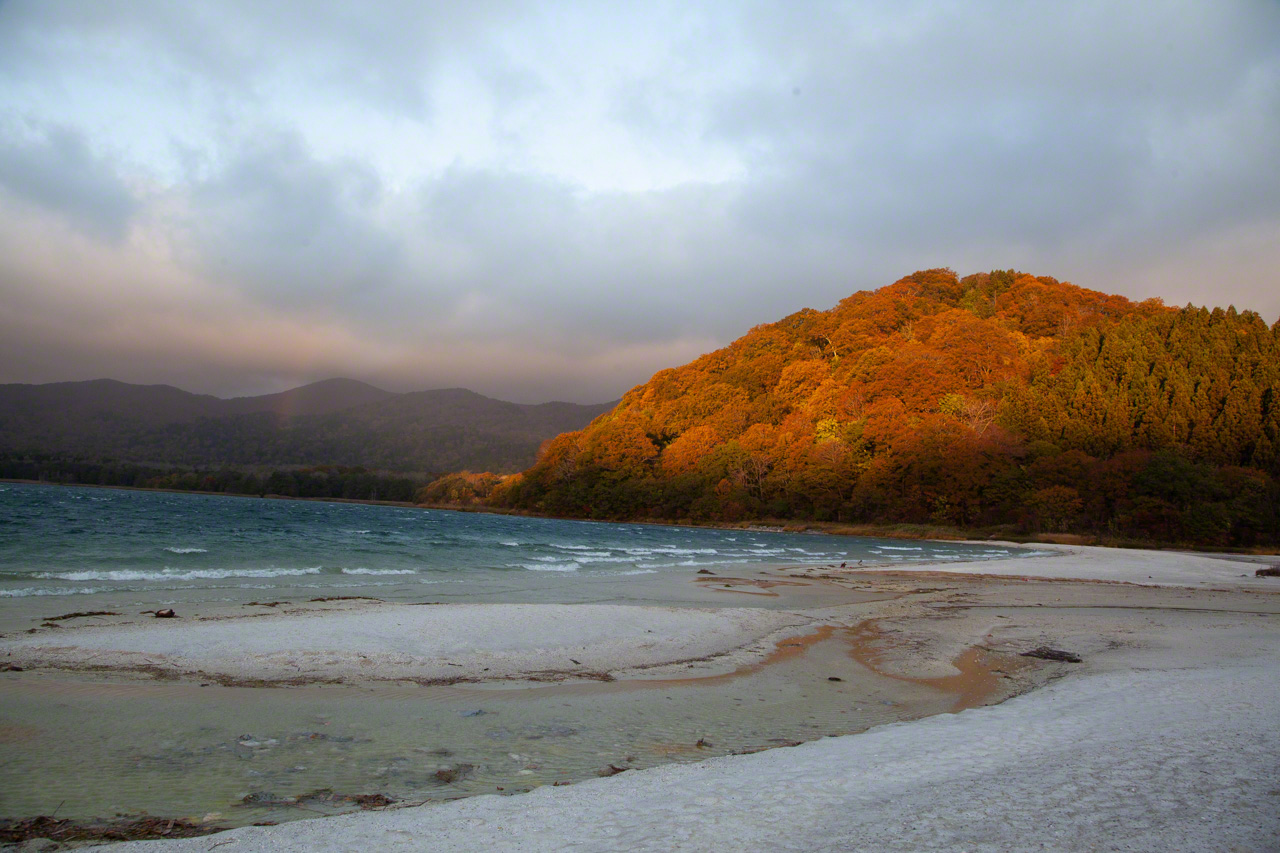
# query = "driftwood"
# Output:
<box><xmin>1255</xmin><ymin>565</ymin><xmax>1280</xmax><ymax>578</ymax></box>
<box><xmin>1020</xmin><ymin>646</ymin><xmax>1082</xmax><ymax>663</ymax></box>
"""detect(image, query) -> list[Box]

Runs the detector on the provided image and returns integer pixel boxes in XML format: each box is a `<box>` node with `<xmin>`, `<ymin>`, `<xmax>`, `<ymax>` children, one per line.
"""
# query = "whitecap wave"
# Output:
<box><xmin>340</xmin><ymin>568</ymin><xmax>416</xmax><ymax>575</ymax></box>
<box><xmin>163</xmin><ymin>547</ymin><xmax>208</xmax><ymax>554</ymax></box>
<box><xmin>33</xmin><ymin>567</ymin><xmax>323</xmax><ymax>582</ymax></box>
<box><xmin>625</xmin><ymin>546</ymin><xmax>718</xmax><ymax>556</ymax></box>
<box><xmin>1</xmin><ymin>586</ymin><xmax>110</xmax><ymax>597</ymax></box>
<box><xmin>522</xmin><ymin>562</ymin><xmax>580</xmax><ymax>572</ymax></box>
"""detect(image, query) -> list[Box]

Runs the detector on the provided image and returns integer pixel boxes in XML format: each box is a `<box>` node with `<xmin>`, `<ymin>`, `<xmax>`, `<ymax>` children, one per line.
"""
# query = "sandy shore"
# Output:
<box><xmin>829</xmin><ymin>539</ymin><xmax>1280</xmax><ymax>589</ymax></box>
<box><xmin>1</xmin><ymin>544</ymin><xmax>1274</xmax><ymax>851</ymax></box>
<box><xmin>0</xmin><ymin>602</ymin><xmax>810</xmax><ymax>685</ymax></box>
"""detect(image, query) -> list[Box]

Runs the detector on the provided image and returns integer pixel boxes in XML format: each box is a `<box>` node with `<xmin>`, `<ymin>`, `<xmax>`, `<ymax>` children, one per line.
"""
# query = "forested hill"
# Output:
<box><xmin>0</xmin><ymin>379</ymin><xmax>614</xmax><ymax>475</ymax></box>
<box><xmin>493</xmin><ymin>269</ymin><xmax>1280</xmax><ymax>546</ymax></box>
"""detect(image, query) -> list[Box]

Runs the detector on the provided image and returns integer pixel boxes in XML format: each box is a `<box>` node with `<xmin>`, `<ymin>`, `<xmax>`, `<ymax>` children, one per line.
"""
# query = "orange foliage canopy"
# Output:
<box><xmin>496</xmin><ymin>269</ymin><xmax>1280</xmax><ymax>545</ymax></box>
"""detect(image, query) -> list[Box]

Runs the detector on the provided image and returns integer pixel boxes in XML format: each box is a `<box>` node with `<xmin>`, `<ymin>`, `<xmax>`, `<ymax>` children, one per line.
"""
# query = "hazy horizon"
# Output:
<box><xmin>0</xmin><ymin>374</ymin><xmax>620</xmax><ymax>406</ymax></box>
<box><xmin>2</xmin><ymin>1</ymin><xmax>1277</xmax><ymax>403</ymax></box>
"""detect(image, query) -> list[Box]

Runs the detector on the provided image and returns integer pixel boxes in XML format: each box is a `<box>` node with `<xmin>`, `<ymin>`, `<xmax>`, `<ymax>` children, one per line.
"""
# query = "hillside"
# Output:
<box><xmin>0</xmin><ymin>379</ymin><xmax>614</xmax><ymax>474</ymax></box>
<box><xmin>494</xmin><ymin>269</ymin><xmax>1280</xmax><ymax>546</ymax></box>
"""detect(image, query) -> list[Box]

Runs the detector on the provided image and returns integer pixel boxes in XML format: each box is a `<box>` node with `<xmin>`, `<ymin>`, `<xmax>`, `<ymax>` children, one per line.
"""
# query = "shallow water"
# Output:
<box><xmin>0</xmin><ymin>482</ymin><xmax>1039</xmax><ymax>826</ymax></box>
<box><xmin>0</xmin><ymin>625</ymin><xmax>990</xmax><ymax>825</ymax></box>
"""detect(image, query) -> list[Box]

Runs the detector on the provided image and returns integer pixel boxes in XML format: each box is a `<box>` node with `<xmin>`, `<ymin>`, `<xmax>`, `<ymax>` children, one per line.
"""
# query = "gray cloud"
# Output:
<box><xmin>0</xmin><ymin>0</ymin><xmax>1277</xmax><ymax>404</ymax></box>
<box><xmin>184</xmin><ymin>132</ymin><xmax>403</xmax><ymax>314</ymax></box>
<box><xmin>0</xmin><ymin>122</ymin><xmax>139</xmax><ymax>241</ymax></box>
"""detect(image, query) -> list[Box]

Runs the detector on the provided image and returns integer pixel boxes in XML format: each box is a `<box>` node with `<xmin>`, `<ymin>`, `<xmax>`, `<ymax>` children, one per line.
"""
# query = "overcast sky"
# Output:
<box><xmin>0</xmin><ymin>1</ymin><xmax>1276</xmax><ymax>403</ymax></box>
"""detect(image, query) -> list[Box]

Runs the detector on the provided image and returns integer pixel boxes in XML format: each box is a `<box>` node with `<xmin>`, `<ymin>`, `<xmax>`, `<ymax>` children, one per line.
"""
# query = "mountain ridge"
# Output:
<box><xmin>0</xmin><ymin>378</ymin><xmax>617</xmax><ymax>474</ymax></box>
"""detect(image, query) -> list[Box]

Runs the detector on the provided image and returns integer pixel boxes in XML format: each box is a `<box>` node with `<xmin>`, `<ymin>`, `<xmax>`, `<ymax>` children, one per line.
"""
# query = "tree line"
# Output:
<box><xmin>1</xmin><ymin>454</ymin><xmax>425</xmax><ymax>503</ymax></box>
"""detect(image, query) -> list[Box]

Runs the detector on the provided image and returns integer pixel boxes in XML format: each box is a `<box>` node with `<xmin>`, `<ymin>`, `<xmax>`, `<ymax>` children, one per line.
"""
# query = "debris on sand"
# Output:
<box><xmin>1255</xmin><ymin>565</ymin><xmax>1280</xmax><ymax>578</ymax></box>
<box><xmin>0</xmin><ymin>814</ymin><xmax>222</xmax><ymax>844</ymax></box>
<box><xmin>1020</xmin><ymin>647</ymin><xmax>1082</xmax><ymax>663</ymax></box>
<box><xmin>239</xmin><ymin>789</ymin><xmax>397</xmax><ymax>810</ymax></box>
<box><xmin>42</xmin><ymin>611</ymin><xmax>120</xmax><ymax>621</ymax></box>
<box><xmin>597</xmin><ymin>763</ymin><xmax>631</xmax><ymax>777</ymax></box>
<box><xmin>434</xmin><ymin>764</ymin><xmax>475</xmax><ymax>785</ymax></box>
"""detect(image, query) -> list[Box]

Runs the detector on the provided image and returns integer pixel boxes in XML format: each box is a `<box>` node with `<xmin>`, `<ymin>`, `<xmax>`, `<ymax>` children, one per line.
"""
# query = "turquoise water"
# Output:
<box><xmin>0</xmin><ymin>482</ymin><xmax>1041</xmax><ymax>825</ymax></box>
<box><xmin>0</xmin><ymin>483</ymin><xmax>1027</xmax><ymax>601</ymax></box>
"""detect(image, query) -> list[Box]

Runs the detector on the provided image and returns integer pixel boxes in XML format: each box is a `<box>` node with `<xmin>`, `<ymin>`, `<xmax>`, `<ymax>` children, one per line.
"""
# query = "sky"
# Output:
<box><xmin>0</xmin><ymin>1</ymin><xmax>1277</xmax><ymax>404</ymax></box>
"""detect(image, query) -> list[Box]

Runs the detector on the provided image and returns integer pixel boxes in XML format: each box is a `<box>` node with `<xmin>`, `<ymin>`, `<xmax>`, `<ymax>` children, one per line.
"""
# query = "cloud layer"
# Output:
<box><xmin>1</xmin><ymin>0</ymin><xmax>1277</xmax><ymax>402</ymax></box>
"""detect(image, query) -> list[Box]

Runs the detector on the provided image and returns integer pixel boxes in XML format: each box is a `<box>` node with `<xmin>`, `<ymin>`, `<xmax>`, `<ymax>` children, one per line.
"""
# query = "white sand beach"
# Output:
<box><xmin>0</xmin><ymin>603</ymin><xmax>808</xmax><ymax>685</ymax></box>
<box><xmin>2</xmin><ymin>544</ymin><xmax>1273</xmax><ymax>852</ymax></box>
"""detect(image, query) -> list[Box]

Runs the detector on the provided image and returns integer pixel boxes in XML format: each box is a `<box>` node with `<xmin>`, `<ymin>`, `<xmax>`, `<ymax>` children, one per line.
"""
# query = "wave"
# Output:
<box><xmin>163</xmin><ymin>546</ymin><xmax>208</xmax><ymax>554</ymax></box>
<box><xmin>875</xmin><ymin>545</ymin><xmax>924</xmax><ymax>551</ymax></box>
<box><xmin>624</xmin><ymin>547</ymin><xmax>719</xmax><ymax>556</ymax></box>
<box><xmin>521</xmin><ymin>562</ymin><xmax>580</xmax><ymax>572</ymax></box>
<box><xmin>340</xmin><ymin>568</ymin><xmax>416</xmax><ymax>575</ymax></box>
<box><xmin>33</xmin><ymin>567</ymin><xmax>324</xmax><ymax>582</ymax></box>
<box><xmin>1</xmin><ymin>586</ymin><xmax>112</xmax><ymax>597</ymax></box>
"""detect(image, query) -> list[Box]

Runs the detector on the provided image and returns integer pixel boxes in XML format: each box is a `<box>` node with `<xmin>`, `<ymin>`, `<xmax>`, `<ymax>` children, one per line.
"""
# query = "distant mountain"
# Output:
<box><xmin>0</xmin><ymin>379</ymin><xmax>615</xmax><ymax>474</ymax></box>
<box><xmin>222</xmin><ymin>378</ymin><xmax>397</xmax><ymax>418</ymax></box>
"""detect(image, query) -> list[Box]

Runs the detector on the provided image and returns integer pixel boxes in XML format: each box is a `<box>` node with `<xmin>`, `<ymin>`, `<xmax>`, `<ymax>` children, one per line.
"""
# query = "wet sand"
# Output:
<box><xmin>0</xmin><ymin>545</ymin><xmax>1276</xmax><ymax>850</ymax></box>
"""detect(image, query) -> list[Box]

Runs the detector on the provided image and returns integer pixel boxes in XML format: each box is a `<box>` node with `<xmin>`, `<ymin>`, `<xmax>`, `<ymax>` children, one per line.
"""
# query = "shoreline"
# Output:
<box><xmin>2</xmin><ymin>545</ymin><xmax>1276</xmax><ymax>849</ymax></box>
<box><xmin>7</xmin><ymin>478</ymin><xmax>1276</xmax><ymax>556</ymax></box>
<box><xmin>91</xmin><ymin>646</ymin><xmax>1280</xmax><ymax>853</ymax></box>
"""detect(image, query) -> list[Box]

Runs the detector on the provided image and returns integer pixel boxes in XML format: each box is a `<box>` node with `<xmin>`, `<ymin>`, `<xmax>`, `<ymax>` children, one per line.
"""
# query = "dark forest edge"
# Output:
<box><xmin>1</xmin><ymin>454</ymin><xmax>427</xmax><ymax>503</ymax></box>
<box><xmin>7</xmin><ymin>458</ymin><xmax>1277</xmax><ymax>556</ymax></box>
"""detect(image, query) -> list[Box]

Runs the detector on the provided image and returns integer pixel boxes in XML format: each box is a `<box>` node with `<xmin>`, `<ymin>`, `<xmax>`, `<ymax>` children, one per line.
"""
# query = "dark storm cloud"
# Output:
<box><xmin>0</xmin><ymin>123</ymin><xmax>139</xmax><ymax>241</ymax></box>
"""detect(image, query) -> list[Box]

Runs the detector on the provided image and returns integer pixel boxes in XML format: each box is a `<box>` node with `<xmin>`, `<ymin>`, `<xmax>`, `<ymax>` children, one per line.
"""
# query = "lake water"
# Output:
<box><xmin>0</xmin><ymin>482</ymin><xmax>1042</xmax><ymax>827</ymax></box>
<box><xmin>0</xmin><ymin>483</ymin><xmax>1028</xmax><ymax>605</ymax></box>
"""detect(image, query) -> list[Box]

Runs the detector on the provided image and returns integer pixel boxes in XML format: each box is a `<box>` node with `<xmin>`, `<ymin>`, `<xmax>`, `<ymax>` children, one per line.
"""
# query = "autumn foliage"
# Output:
<box><xmin>493</xmin><ymin>270</ymin><xmax>1280</xmax><ymax>546</ymax></box>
